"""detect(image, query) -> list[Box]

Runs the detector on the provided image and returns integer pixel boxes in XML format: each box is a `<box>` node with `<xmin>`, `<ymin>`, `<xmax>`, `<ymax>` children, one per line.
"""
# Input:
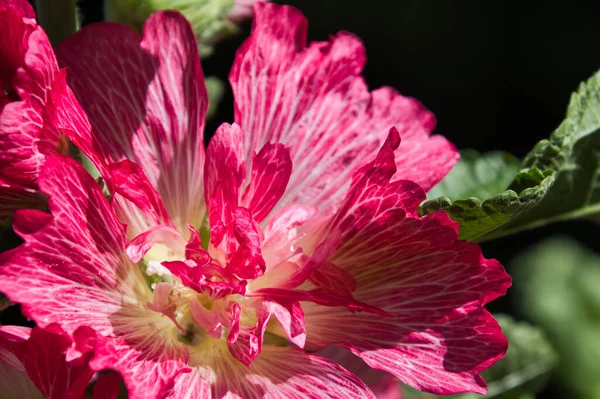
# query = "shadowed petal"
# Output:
<box><xmin>57</xmin><ymin>10</ymin><xmax>208</xmax><ymax>233</ymax></box>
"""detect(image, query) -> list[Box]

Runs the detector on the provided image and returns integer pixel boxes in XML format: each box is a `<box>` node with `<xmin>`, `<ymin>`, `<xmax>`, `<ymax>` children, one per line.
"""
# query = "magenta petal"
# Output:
<box><xmin>299</xmin><ymin>133</ymin><xmax>510</xmax><ymax>395</ymax></box>
<box><xmin>0</xmin><ymin>5</ymin><xmax>82</xmax><ymax>216</ymax></box>
<box><xmin>109</xmin><ymin>160</ymin><xmax>174</xmax><ymax>231</ymax></box>
<box><xmin>241</xmin><ymin>142</ymin><xmax>292</xmax><ymax>222</ymax></box>
<box><xmin>204</xmin><ymin>123</ymin><xmax>245</xmax><ymax>249</ymax></box>
<box><xmin>57</xmin><ymin>10</ymin><xmax>208</xmax><ymax>231</ymax></box>
<box><xmin>231</xmin><ymin>3</ymin><xmax>458</xmax><ymax>215</ymax></box>
<box><xmin>201</xmin><ymin>345</ymin><xmax>377</xmax><ymax>399</ymax></box>
<box><xmin>0</xmin><ymin>155</ymin><xmax>188</xmax><ymax>398</ymax></box>
<box><xmin>92</xmin><ymin>372</ymin><xmax>123</xmax><ymax>399</ymax></box>
<box><xmin>228</xmin><ymin>207</ymin><xmax>266</xmax><ymax>280</ymax></box>
<box><xmin>0</xmin><ymin>0</ymin><xmax>35</xmax><ymax>18</ymax></box>
<box><xmin>204</xmin><ymin>123</ymin><xmax>245</xmax><ymax>207</ymax></box>
<box><xmin>0</xmin><ymin>324</ymin><xmax>95</xmax><ymax>399</ymax></box>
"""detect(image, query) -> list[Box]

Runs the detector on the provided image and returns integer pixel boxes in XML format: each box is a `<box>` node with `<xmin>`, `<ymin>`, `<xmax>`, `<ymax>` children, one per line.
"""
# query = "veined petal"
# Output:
<box><xmin>126</xmin><ymin>224</ymin><xmax>187</xmax><ymax>263</ymax></box>
<box><xmin>89</xmin><ymin>332</ymin><xmax>189</xmax><ymax>399</ymax></box>
<box><xmin>109</xmin><ymin>160</ymin><xmax>174</xmax><ymax>231</ymax></box>
<box><xmin>57</xmin><ymin>10</ymin><xmax>208</xmax><ymax>232</ymax></box>
<box><xmin>228</xmin><ymin>207</ymin><xmax>266</xmax><ymax>280</ymax></box>
<box><xmin>169</xmin><ymin>341</ymin><xmax>375</xmax><ymax>398</ymax></box>
<box><xmin>230</xmin><ymin>3</ymin><xmax>457</xmax><ymax>215</ymax></box>
<box><xmin>309</xmin><ymin>261</ymin><xmax>357</xmax><ymax>297</ymax></box>
<box><xmin>241</xmin><ymin>143</ymin><xmax>292</xmax><ymax>223</ymax></box>
<box><xmin>0</xmin><ymin>6</ymin><xmax>75</xmax><ymax>216</ymax></box>
<box><xmin>204</xmin><ymin>123</ymin><xmax>245</xmax><ymax>250</ymax></box>
<box><xmin>0</xmin><ymin>97</ymin><xmax>44</xmax><ymax>192</ymax></box>
<box><xmin>300</xmin><ymin>131</ymin><xmax>511</xmax><ymax>395</ymax></box>
<box><xmin>0</xmin><ymin>156</ymin><xmax>187</xmax><ymax>397</ymax></box>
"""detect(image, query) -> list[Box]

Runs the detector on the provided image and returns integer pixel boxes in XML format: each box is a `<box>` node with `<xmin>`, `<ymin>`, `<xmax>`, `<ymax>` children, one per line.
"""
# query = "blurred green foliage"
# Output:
<box><xmin>512</xmin><ymin>237</ymin><xmax>600</xmax><ymax>399</ymax></box>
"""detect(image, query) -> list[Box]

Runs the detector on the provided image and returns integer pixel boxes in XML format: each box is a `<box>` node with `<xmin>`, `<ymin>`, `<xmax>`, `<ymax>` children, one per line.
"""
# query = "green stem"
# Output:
<box><xmin>35</xmin><ymin>0</ymin><xmax>79</xmax><ymax>46</ymax></box>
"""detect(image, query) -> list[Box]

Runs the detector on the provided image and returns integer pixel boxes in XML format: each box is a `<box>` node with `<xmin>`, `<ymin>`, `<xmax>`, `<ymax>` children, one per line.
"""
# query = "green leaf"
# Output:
<box><xmin>402</xmin><ymin>315</ymin><xmax>557</xmax><ymax>399</ymax></box>
<box><xmin>419</xmin><ymin>69</ymin><xmax>600</xmax><ymax>242</ymax></box>
<box><xmin>427</xmin><ymin>150</ymin><xmax>520</xmax><ymax>201</ymax></box>
<box><xmin>512</xmin><ymin>237</ymin><xmax>600</xmax><ymax>398</ymax></box>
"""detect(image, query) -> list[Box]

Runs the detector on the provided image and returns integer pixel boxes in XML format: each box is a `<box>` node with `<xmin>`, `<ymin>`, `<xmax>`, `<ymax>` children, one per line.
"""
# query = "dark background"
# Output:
<box><xmin>24</xmin><ymin>1</ymin><xmax>600</xmax><ymax>398</ymax></box>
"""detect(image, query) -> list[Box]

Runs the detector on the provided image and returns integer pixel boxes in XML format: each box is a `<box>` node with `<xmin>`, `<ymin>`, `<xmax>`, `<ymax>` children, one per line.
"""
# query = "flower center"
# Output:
<box><xmin>139</xmin><ymin>243</ymin><xmax>246</xmax><ymax>348</ymax></box>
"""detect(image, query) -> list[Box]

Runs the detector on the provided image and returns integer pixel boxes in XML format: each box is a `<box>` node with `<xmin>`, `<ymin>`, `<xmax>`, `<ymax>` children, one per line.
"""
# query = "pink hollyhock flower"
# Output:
<box><xmin>0</xmin><ymin>323</ymin><xmax>121</xmax><ymax>399</ymax></box>
<box><xmin>0</xmin><ymin>0</ymin><xmax>83</xmax><ymax>220</ymax></box>
<box><xmin>0</xmin><ymin>3</ymin><xmax>510</xmax><ymax>398</ymax></box>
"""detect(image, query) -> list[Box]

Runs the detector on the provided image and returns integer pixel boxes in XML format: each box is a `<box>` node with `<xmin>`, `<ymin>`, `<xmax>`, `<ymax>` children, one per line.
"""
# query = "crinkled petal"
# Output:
<box><xmin>126</xmin><ymin>224</ymin><xmax>187</xmax><ymax>263</ymax></box>
<box><xmin>230</xmin><ymin>3</ymin><xmax>457</xmax><ymax>215</ymax></box>
<box><xmin>300</xmin><ymin>131</ymin><xmax>510</xmax><ymax>395</ymax></box>
<box><xmin>263</xmin><ymin>299</ymin><xmax>306</xmax><ymax>348</ymax></box>
<box><xmin>57</xmin><ymin>10</ymin><xmax>208</xmax><ymax>232</ymax></box>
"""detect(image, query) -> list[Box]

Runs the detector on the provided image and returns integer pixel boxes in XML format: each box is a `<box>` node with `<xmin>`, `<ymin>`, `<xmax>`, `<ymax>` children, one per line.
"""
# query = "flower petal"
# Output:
<box><xmin>299</xmin><ymin>131</ymin><xmax>510</xmax><ymax>395</ymax></box>
<box><xmin>241</xmin><ymin>143</ymin><xmax>292</xmax><ymax>223</ymax></box>
<box><xmin>263</xmin><ymin>299</ymin><xmax>306</xmax><ymax>349</ymax></box>
<box><xmin>0</xmin><ymin>326</ymin><xmax>43</xmax><ymax>399</ymax></box>
<box><xmin>0</xmin><ymin>0</ymin><xmax>35</xmax><ymax>19</ymax></box>
<box><xmin>230</xmin><ymin>3</ymin><xmax>457</xmax><ymax>215</ymax></box>
<box><xmin>172</xmin><ymin>343</ymin><xmax>376</xmax><ymax>399</ymax></box>
<box><xmin>109</xmin><ymin>160</ymin><xmax>174</xmax><ymax>232</ymax></box>
<box><xmin>250</xmin><ymin>287</ymin><xmax>388</xmax><ymax>317</ymax></box>
<box><xmin>89</xmin><ymin>332</ymin><xmax>189</xmax><ymax>399</ymax></box>
<box><xmin>0</xmin><ymin>6</ymin><xmax>76</xmax><ymax>216</ymax></box>
<box><xmin>57</xmin><ymin>10</ymin><xmax>208</xmax><ymax>231</ymax></box>
<box><xmin>0</xmin><ymin>155</ymin><xmax>187</xmax><ymax>397</ymax></box>
<box><xmin>320</xmin><ymin>347</ymin><xmax>403</xmax><ymax>399</ymax></box>
<box><xmin>228</xmin><ymin>207</ymin><xmax>266</xmax><ymax>280</ymax></box>
<box><xmin>204</xmin><ymin>122</ymin><xmax>245</xmax><ymax>250</ymax></box>
<box><xmin>0</xmin><ymin>324</ymin><xmax>95</xmax><ymax>399</ymax></box>
<box><xmin>92</xmin><ymin>372</ymin><xmax>123</xmax><ymax>399</ymax></box>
